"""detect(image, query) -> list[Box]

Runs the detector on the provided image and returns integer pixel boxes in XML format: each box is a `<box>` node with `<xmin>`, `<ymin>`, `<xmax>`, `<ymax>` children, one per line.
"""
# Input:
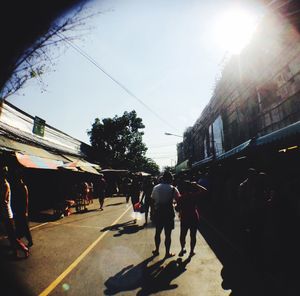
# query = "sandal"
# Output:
<box><xmin>164</xmin><ymin>252</ymin><xmax>175</xmax><ymax>258</ymax></box>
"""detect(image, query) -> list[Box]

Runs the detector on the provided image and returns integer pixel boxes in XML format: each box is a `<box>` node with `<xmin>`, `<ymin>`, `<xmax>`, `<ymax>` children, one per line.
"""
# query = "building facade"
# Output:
<box><xmin>177</xmin><ymin>1</ymin><xmax>300</xmax><ymax>168</ymax></box>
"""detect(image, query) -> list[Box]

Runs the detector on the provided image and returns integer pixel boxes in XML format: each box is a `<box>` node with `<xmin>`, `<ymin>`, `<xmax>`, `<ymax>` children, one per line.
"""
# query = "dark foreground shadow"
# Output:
<box><xmin>73</xmin><ymin>208</ymin><xmax>99</xmax><ymax>214</ymax></box>
<box><xmin>0</xmin><ymin>242</ymin><xmax>32</xmax><ymax>295</ymax></box>
<box><xmin>105</xmin><ymin>202</ymin><xmax>124</xmax><ymax>207</ymax></box>
<box><xmin>104</xmin><ymin>255</ymin><xmax>192</xmax><ymax>295</ymax></box>
<box><xmin>101</xmin><ymin>219</ymin><xmax>144</xmax><ymax>237</ymax></box>
<box><xmin>29</xmin><ymin>212</ymin><xmax>58</xmax><ymax>222</ymax></box>
<box><xmin>198</xmin><ymin>218</ymin><xmax>298</xmax><ymax>296</ymax></box>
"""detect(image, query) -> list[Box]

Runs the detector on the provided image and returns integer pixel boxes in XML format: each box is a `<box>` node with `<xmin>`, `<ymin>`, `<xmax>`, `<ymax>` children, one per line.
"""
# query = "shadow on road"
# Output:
<box><xmin>29</xmin><ymin>211</ymin><xmax>58</xmax><ymax>223</ymax></box>
<box><xmin>0</xmin><ymin>242</ymin><xmax>32</xmax><ymax>295</ymax></box>
<box><xmin>104</xmin><ymin>255</ymin><xmax>192</xmax><ymax>295</ymax></box>
<box><xmin>101</xmin><ymin>219</ymin><xmax>144</xmax><ymax>237</ymax></box>
<box><xmin>105</xmin><ymin>202</ymin><xmax>124</xmax><ymax>207</ymax></box>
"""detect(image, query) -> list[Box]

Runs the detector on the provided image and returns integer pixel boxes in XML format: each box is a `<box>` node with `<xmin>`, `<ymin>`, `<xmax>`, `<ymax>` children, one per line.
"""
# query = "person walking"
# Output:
<box><xmin>130</xmin><ymin>177</ymin><xmax>141</xmax><ymax>211</ymax></box>
<box><xmin>96</xmin><ymin>174</ymin><xmax>106</xmax><ymax>210</ymax></box>
<box><xmin>11</xmin><ymin>168</ymin><xmax>33</xmax><ymax>248</ymax></box>
<box><xmin>122</xmin><ymin>175</ymin><xmax>132</xmax><ymax>203</ymax></box>
<box><xmin>141</xmin><ymin>177</ymin><xmax>154</xmax><ymax>225</ymax></box>
<box><xmin>87</xmin><ymin>181</ymin><xmax>94</xmax><ymax>204</ymax></box>
<box><xmin>176</xmin><ymin>180</ymin><xmax>207</xmax><ymax>257</ymax></box>
<box><xmin>0</xmin><ymin>166</ymin><xmax>29</xmax><ymax>258</ymax></box>
<box><xmin>151</xmin><ymin>171</ymin><xmax>180</xmax><ymax>258</ymax></box>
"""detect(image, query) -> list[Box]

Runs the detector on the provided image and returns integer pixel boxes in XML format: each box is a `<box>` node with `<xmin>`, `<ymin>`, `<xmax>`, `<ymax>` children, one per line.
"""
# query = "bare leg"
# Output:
<box><xmin>164</xmin><ymin>227</ymin><xmax>174</xmax><ymax>257</ymax></box>
<box><xmin>24</xmin><ymin>220</ymin><xmax>33</xmax><ymax>247</ymax></box>
<box><xmin>190</xmin><ymin>226</ymin><xmax>197</xmax><ymax>256</ymax></box>
<box><xmin>99</xmin><ymin>196</ymin><xmax>104</xmax><ymax>210</ymax></box>
<box><xmin>100</xmin><ymin>198</ymin><xmax>105</xmax><ymax>209</ymax></box>
<box><xmin>144</xmin><ymin>204</ymin><xmax>149</xmax><ymax>224</ymax></box>
<box><xmin>153</xmin><ymin>225</ymin><xmax>163</xmax><ymax>255</ymax></box>
<box><xmin>4</xmin><ymin>218</ymin><xmax>29</xmax><ymax>258</ymax></box>
<box><xmin>179</xmin><ymin>225</ymin><xmax>188</xmax><ymax>256</ymax></box>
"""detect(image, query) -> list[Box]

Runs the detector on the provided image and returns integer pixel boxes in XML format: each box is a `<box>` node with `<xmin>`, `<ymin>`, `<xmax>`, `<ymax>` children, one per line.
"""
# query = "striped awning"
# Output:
<box><xmin>16</xmin><ymin>152</ymin><xmax>64</xmax><ymax>169</ymax></box>
<box><xmin>60</xmin><ymin>155</ymin><xmax>101</xmax><ymax>175</ymax></box>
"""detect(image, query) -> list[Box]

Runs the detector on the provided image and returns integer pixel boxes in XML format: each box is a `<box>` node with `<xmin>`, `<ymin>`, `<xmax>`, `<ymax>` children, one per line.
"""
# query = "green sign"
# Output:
<box><xmin>33</xmin><ymin>116</ymin><xmax>45</xmax><ymax>137</ymax></box>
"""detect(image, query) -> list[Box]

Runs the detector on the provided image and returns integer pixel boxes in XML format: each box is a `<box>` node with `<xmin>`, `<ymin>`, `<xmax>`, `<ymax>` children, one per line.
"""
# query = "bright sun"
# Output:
<box><xmin>214</xmin><ymin>7</ymin><xmax>259</xmax><ymax>54</ymax></box>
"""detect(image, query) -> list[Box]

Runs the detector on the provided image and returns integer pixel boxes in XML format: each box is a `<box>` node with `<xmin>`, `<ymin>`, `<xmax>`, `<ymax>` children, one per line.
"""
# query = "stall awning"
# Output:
<box><xmin>100</xmin><ymin>169</ymin><xmax>129</xmax><ymax>173</ymax></box>
<box><xmin>16</xmin><ymin>152</ymin><xmax>64</xmax><ymax>169</ymax></box>
<box><xmin>134</xmin><ymin>171</ymin><xmax>151</xmax><ymax>176</ymax></box>
<box><xmin>217</xmin><ymin>139</ymin><xmax>252</xmax><ymax>161</ymax></box>
<box><xmin>61</xmin><ymin>155</ymin><xmax>101</xmax><ymax>175</ymax></box>
<box><xmin>256</xmin><ymin>120</ymin><xmax>300</xmax><ymax>146</ymax></box>
<box><xmin>192</xmin><ymin>156</ymin><xmax>213</xmax><ymax>168</ymax></box>
<box><xmin>175</xmin><ymin>159</ymin><xmax>189</xmax><ymax>174</ymax></box>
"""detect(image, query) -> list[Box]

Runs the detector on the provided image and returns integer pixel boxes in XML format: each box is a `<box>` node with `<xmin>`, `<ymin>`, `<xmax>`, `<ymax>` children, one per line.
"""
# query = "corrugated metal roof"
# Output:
<box><xmin>0</xmin><ymin>135</ymin><xmax>69</xmax><ymax>161</ymax></box>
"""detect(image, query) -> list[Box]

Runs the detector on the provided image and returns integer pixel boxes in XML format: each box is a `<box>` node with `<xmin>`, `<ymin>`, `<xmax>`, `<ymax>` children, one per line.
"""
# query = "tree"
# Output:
<box><xmin>139</xmin><ymin>158</ymin><xmax>160</xmax><ymax>176</ymax></box>
<box><xmin>88</xmin><ymin>110</ymin><xmax>159</xmax><ymax>174</ymax></box>
<box><xmin>162</xmin><ymin>166</ymin><xmax>176</xmax><ymax>175</ymax></box>
<box><xmin>0</xmin><ymin>3</ymin><xmax>98</xmax><ymax>100</ymax></box>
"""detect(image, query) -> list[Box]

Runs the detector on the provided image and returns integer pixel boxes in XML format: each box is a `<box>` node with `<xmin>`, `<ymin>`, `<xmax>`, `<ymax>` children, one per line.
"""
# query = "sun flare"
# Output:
<box><xmin>214</xmin><ymin>7</ymin><xmax>259</xmax><ymax>54</ymax></box>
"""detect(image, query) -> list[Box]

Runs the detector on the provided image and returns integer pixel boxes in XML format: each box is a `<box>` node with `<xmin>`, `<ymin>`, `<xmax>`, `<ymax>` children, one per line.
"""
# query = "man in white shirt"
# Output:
<box><xmin>151</xmin><ymin>171</ymin><xmax>180</xmax><ymax>258</ymax></box>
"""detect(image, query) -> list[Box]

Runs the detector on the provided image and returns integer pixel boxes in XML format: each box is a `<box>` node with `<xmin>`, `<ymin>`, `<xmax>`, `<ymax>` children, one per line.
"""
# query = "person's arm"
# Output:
<box><xmin>191</xmin><ymin>181</ymin><xmax>207</xmax><ymax>194</ymax></box>
<box><xmin>173</xmin><ymin>187</ymin><xmax>181</xmax><ymax>202</ymax></box>
<box><xmin>3</xmin><ymin>181</ymin><xmax>11</xmax><ymax>215</ymax></box>
<box><xmin>24</xmin><ymin>184</ymin><xmax>29</xmax><ymax>216</ymax></box>
<box><xmin>4</xmin><ymin>181</ymin><xmax>10</xmax><ymax>205</ymax></box>
<box><xmin>151</xmin><ymin>186</ymin><xmax>157</xmax><ymax>204</ymax></box>
<box><xmin>140</xmin><ymin>187</ymin><xmax>146</xmax><ymax>203</ymax></box>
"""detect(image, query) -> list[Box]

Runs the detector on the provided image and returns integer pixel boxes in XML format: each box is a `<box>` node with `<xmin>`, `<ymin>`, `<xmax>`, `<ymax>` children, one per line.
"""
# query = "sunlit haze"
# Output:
<box><xmin>8</xmin><ymin>0</ymin><xmax>265</xmax><ymax>169</ymax></box>
<box><xmin>213</xmin><ymin>6</ymin><xmax>261</xmax><ymax>54</ymax></box>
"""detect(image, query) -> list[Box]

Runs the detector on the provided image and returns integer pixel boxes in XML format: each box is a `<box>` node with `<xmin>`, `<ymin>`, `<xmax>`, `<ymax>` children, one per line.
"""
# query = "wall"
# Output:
<box><xmin>178</xmin><ymin>6</ymin><xmax>300</xmax><ymax>166</ymax></box>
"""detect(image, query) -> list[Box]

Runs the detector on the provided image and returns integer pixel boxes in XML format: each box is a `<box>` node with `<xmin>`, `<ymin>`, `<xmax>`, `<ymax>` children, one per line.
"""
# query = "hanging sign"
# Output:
<box><xmin>32</xmin><ymin>116</ymin><xmax>45</xmax><ymax>137</ymax></box>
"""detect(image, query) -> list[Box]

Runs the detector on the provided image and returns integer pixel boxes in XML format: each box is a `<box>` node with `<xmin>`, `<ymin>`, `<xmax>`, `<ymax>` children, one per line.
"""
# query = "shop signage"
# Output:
<box><xmin>33</xmin><ymin>116</ymin><xmax>45</xmax><ymax>137</ymax></box>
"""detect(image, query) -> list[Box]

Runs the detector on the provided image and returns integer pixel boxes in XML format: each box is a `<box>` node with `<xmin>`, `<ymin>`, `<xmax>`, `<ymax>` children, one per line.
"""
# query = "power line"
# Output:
<box><xmin>148</xmin><ymin>143</ymin><xmax>178</xmax><ymax>149</ymax></box>
<box><xmin>151</xmin><ymin>156</ymin><xmax>176</xmax><ymax>159</ymax></box>
<box><xmin>58</xmin><ymin>32</ymin><xmax>178</xmax><ymax>131</ymax></box>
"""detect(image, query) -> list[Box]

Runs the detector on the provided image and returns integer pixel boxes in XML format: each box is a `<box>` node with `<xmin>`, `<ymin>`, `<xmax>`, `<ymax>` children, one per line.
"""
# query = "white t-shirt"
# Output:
<box><xmin>151</xmin><ymin>183</ymin><xmax>180</xmax><ymax>206</ymax></box>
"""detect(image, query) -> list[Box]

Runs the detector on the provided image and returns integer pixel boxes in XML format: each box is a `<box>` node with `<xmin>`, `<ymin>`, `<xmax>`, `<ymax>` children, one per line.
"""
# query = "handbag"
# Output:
<box><xmin>133</xmin><ymin>201</ymin><xmax>145</xmax><ymax>213</ymax></box>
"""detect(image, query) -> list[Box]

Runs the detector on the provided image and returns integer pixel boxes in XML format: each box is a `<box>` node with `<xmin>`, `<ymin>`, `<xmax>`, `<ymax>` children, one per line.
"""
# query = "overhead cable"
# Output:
<box><xmin>57</xmin><ymin>32</ymin><xmax>178</xmax><ymax>131</ymax></box>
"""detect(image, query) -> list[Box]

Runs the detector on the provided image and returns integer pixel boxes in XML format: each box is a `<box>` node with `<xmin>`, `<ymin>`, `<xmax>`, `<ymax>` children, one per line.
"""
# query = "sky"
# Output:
<box><xmin>8</xmin><ymin>0</ymin><xmax>265</xmax><ymax>169</ymax></box>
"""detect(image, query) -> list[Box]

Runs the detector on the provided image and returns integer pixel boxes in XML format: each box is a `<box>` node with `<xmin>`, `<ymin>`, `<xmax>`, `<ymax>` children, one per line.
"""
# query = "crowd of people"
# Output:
<box><xmin>1</xmin><ymin>163</ymin><xmax>292</xmax><ymax>269</ymax></box>
<box><xmin>122</xmin><ymin>166</ymin><xmax>290</xmax><ymax>269</ymax></box>
<box><xmin>120</xmin><ymin>171</ymin><xmax>208</xmax><ymax>258</ymax></box>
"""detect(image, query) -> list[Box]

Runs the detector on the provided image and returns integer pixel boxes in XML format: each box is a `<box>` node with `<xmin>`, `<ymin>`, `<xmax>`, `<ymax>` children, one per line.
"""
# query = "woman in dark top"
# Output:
<box><xmin>141</xmin><ymin>177</ymin><xmax>154</xmax><ymax>225</ymax></box>
<box><xmin>177</xmin><ymin>180</ymin><xmax>207</xmax><ymax>257</ymax></box>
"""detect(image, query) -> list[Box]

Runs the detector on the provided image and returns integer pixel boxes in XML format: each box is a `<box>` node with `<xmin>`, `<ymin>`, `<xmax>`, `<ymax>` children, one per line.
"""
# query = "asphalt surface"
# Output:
<box><xmin>0</xmin><ymin>197</ymin><xmax>231</xmax><ymax>296</ymax></box>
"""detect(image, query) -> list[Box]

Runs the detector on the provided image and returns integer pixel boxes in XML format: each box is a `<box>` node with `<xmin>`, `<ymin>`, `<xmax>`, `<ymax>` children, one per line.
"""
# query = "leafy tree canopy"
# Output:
<box><xmin>1</xmin><ymin>4</ymin><xmax>99</xmax><ymax>100</ymax></box>
<box><xmin>88</xmin><ymin>110</ymin><xmax>159</xmax><ymax>175</ymax></box>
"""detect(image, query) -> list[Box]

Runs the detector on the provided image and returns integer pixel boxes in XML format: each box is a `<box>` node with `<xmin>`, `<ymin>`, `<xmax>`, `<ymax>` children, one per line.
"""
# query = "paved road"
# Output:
<box><xmin>1</xmin><ymin>197</ymin><xmax>231</xmax><ymax>296</ymax></box>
